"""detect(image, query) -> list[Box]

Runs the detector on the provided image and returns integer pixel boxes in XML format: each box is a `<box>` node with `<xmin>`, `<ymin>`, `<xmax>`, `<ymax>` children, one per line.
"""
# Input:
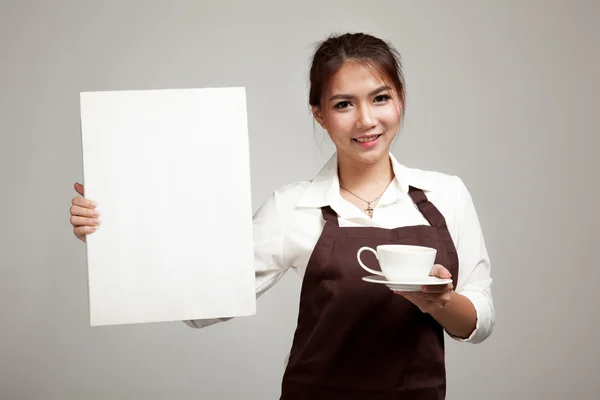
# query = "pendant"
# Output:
<box><xmin>365</xmin><ymin>202</ymin><xmax>374</xmax><ymax>218</ymax></box>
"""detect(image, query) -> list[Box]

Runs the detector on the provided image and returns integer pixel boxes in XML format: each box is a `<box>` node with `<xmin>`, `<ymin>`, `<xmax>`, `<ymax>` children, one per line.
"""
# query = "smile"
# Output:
<box><xmin>353</xmin><ymin>134</ymin><xmax>382</xmax><ymax>143</ymax></box>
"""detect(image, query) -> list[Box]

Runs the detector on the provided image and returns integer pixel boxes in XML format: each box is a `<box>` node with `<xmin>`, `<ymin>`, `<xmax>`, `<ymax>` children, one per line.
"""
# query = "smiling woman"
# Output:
<box><xmin>316</xmin><ymin>62</ymin><xmax>401</xmax><ymax>157</ymax></box>
<box><xmin>70</xmin><ymin>32</ymin><xmax>494</xmax><ymax>399</ymax></box>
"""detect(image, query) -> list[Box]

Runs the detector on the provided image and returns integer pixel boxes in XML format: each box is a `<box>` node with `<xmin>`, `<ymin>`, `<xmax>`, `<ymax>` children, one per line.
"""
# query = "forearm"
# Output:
<box><xmin>429</xmin><ymin>291</ymin><xmax>477</xmax><ymax>339</ymax></box>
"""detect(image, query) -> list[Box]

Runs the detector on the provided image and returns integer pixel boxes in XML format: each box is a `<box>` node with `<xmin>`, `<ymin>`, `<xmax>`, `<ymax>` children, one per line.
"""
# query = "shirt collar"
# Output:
<box><xmin>295</xmin><ymin>151</ymin><xmax>436</xmax><ymax>209</ymax></box>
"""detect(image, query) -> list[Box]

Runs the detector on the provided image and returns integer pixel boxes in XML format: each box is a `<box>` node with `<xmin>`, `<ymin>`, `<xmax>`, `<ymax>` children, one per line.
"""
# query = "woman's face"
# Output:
<box><xmin>313</xmin><ymin>61</ymin><xmax>403</xmax><ymax>167</ymax></box>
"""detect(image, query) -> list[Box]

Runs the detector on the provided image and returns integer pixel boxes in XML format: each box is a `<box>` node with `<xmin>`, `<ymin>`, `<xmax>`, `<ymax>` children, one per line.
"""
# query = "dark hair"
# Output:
<box><xmin>309</xmin><ymin>32</ymin><xmax>405</xmax><ymax>115</ymax></box>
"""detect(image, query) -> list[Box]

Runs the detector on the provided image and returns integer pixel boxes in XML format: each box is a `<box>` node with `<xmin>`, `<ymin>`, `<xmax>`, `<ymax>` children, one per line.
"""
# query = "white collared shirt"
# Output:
<box><xmin>187</xmin><ymin>152</ymin><xmax>494</xmax><ymax>344</ymax></box>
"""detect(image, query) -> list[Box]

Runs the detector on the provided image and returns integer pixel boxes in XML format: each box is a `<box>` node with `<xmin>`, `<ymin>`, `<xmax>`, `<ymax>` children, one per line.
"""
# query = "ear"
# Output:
<box><xmin>311</xmin><ymin>106</ymin><xmax>326</xmax><ymax>130</ymax></box>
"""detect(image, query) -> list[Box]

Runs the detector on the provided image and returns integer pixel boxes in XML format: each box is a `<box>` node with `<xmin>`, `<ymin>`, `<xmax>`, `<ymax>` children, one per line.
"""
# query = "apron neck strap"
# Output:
<box><xmin>321</xmin><ymin>206</ymin><xmax>339</xmax><ymax>226</ymax></box>
<box><xmin>408</xmin><ymin>186</ymin><xmax>447</xmax><ymax>230</ymax></box>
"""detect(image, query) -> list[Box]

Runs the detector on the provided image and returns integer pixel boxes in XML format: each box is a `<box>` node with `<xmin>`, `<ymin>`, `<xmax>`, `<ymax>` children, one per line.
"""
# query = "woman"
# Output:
<box><xmin>70</xmin><ymin>32</ymin><xmax>494</xmax><ymax>399</ymax></box>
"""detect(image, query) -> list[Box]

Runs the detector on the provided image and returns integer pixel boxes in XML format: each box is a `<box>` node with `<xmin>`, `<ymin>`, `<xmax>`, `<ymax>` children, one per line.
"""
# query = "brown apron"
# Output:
<box><xmin>280</xmin><ymin>186</ymin><xmax>459</xmax><ymax>400</ymax></box>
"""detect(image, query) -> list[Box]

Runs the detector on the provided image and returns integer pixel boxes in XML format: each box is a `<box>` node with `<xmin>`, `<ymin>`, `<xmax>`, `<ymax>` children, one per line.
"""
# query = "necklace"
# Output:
<box><xmin>339</xmin><ymin>185</ymin><xmax>387</xmax><ymax>218</ymax></box>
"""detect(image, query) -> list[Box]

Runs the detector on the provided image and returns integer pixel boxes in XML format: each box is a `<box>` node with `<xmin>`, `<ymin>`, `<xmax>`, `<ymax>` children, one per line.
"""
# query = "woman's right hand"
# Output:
<box><xmin>70</xmin><ymin>182</ymin><xmax>101</xmax><ymax>242</ymax></box>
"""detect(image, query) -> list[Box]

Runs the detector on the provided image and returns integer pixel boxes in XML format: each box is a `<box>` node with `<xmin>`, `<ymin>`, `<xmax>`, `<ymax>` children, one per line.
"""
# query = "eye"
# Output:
<box><xmin>334</xmin><ymin>101</ymin><xmax>351</xmax><ymax>109</ymax></box>
<box><xmin>374</xmin><ymin>94</ymin><xmax>391</xmax><ymax>103</ymax></box>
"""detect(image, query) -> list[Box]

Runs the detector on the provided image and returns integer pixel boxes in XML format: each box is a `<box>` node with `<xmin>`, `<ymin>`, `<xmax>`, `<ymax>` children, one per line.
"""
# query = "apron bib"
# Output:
<box><xmin>280</xmin><ymin>187</ymin><xmax>459</xmax><ymax>400</ymax></box>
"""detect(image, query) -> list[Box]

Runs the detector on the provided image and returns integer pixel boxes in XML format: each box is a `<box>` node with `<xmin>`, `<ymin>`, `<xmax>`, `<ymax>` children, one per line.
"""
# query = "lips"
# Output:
<box><xmin>353</xmin><ymin>134</ymin><xmax>382</xmax><ymax>143</ymax></box>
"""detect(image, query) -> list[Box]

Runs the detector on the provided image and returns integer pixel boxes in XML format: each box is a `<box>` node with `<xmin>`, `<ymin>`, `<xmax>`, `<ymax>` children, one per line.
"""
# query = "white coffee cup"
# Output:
<box><xmin>356</xmin><ymin>244</ymin><xmax>437</xmax><ymax>282</ymax></box>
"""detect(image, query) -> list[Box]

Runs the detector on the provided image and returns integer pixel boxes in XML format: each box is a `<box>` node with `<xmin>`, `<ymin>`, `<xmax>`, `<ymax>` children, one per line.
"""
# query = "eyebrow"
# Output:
<box><xmin>328</xmin><ymin>85</ymin><xmax>391</xmax><ymax>101</ymax></box>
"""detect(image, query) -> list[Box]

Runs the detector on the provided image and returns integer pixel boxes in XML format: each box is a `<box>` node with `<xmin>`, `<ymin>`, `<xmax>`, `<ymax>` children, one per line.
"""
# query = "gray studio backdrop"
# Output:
<box><xmin>1</xmin><ymin>1</ymin><xmax>598</xmax><ymax>399</ymax></box>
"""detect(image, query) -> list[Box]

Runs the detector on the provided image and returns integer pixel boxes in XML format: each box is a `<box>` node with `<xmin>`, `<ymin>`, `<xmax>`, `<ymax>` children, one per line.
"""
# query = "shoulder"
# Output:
<box><xmin>273</xmin><ymin>180</ymin><xmax>313</xmax><ymax>208</ymax></box>
<box><xmin>404</xmin><ymin>166</ymin><xmax>467</xmax><ymax>198</ymax></box>
<box><xmin>403</xmin><ymin>165</ymin><xmax>472</xmax><ymax>229</ymax></box>
<box><xmin>254</xmin><ymin>180</ymin><xmax>313</xmax><ymax>219</ymax></box>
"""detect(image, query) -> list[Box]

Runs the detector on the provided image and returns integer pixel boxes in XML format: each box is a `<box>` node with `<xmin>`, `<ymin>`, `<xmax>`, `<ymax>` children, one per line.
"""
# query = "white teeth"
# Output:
<box><xmin>355</xmin><ymin>135</ymin><xmax>380</xmax><ymax>143</ymax></box>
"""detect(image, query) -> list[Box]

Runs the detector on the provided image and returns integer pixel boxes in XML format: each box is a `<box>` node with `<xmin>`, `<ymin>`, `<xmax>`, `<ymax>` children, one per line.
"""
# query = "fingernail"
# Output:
<box><xmin>93</xmin><ymin>219</ymin><xmax>100</xmax><ymax>225</ymax></box>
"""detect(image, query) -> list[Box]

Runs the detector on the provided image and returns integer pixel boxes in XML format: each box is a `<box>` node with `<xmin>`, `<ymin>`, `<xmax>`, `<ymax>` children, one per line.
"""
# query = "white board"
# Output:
<box><xmin>79</xmin><ymin>87</ymin><xmax>256</xmax><ymax>326</ymax></box>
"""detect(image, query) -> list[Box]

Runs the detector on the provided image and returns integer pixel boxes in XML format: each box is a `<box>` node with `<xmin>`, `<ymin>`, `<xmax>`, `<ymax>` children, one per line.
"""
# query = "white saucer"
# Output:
<box><xmin>362</xmin><ymin>275</ymin><xmax>452</xmax><ymax>292</ymax></box>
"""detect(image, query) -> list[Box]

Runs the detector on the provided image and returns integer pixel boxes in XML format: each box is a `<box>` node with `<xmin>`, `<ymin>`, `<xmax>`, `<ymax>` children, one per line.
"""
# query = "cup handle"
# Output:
<box><xmin>357</xmin><ymin>246</ymin><xmax>384</xmax><ymax>276</ymax></box>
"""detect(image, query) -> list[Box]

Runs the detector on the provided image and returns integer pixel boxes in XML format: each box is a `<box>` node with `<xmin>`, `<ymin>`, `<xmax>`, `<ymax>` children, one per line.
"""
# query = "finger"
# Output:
<box><xmin>422</xmin><ymin>284</ymin><xmax>451</xmax><ymax>294</ymax></box>
<box><xmin>74</xmin><ymin>225</ymin><xmax>96</xmax><ymax>240</ymax></box>
<box><xmin>70</xmin><ymin>215</ymin><xmax>101</xmax><ymax>227</ymax></box>
<box><xmin>71</xmin><ymin>196</ymin><xmax>97</xmax><ymax>209</ymax></box>
<box><xmin>70</xmin><ymin>205</ymin><xmax>100</xmax><ymax>218</ymax></box>
<box><xmin>412</xmin><ymin>293</ymin><xmax>443</xmax><ymax>307</ymax></box>
<box><xmin>429</xmin><ymin>264</ymin><xmax>452</xmax><ymax>279</ymax></box>
<box><xmin>74</xmin><ymin>182</ymin><xmax>85</xmax><ymax>196</ymax></box>
<box><xmin>395</xmin><ymin>291</ymin><xmax>424</xmax><ymax>301</ymax></box>
<box><xmin>70</xmin><ymin>204</ymin><xmax>100</xmax><ymax>218</ymax></box>
<box><xmin>425</xmin><ymin>291</ymin><xmax>453</xmax><ymax>305</ymax></box>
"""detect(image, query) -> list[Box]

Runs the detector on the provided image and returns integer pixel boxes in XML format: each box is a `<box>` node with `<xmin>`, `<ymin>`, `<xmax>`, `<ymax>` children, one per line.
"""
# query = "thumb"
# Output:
<box><xmin>430</xmin><ymin>264</ymin><xmax>451</xmax><ymax>279</ymax></box>
<box><xmin>74</xmin><ymin>182</ymin><xmax>84</xmax><ymax>196</ymax></box>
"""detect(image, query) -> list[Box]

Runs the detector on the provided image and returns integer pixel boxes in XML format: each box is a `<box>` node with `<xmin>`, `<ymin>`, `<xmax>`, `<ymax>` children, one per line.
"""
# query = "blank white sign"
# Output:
<box><xmin>79</xmin><ymin>87</ymin><xmax>256</xmax><ymax>326</ymax></box>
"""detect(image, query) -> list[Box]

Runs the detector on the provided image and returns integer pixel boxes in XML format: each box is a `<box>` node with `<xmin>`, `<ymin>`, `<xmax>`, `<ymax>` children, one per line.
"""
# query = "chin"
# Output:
<box><xmin>350</xmin><ymin>147</ymin><xmax>390</xmax><ymax>166</ymax></box>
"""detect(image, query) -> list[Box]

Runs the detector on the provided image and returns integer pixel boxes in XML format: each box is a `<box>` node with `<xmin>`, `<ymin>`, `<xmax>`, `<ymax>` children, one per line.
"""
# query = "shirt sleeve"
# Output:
<box><xmin>448</xmin><ymin>177</ymin><xmax>495</xmax><ymax>344</ymax></box>
<box><xmin>184</xmin><ymin>190</ymin><xmax>291</xmax><ymax>329</ymax></box>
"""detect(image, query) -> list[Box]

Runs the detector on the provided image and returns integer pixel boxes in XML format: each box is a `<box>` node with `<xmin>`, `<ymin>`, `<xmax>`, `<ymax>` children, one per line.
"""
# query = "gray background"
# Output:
<box><xmin>1</xmin><ymin>0</ymin><xmax>598</xmax><ymax>399</ymax></box>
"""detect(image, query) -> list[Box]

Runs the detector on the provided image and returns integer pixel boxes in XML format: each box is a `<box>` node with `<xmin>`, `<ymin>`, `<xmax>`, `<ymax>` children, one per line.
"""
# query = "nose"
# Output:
<box><xmin>356</xmin><ymin>104</ymin><xmax>376</xmax><ymax>130</ymax></box>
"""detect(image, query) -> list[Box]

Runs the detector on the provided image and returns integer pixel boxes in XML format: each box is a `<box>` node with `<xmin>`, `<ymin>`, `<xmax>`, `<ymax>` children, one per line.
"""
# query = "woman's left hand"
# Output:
<box><xmin>394</xmin><ymin>264</ymin><xmax>454</xmax><ymax>313</ymax></box>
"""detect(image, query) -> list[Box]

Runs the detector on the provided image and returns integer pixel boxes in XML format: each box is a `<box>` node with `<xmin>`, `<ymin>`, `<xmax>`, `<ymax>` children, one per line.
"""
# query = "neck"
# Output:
<box><xmin>337</xmin><ymin>152</ymin><xmax>394</xmax><ymax>198</ymax></box>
